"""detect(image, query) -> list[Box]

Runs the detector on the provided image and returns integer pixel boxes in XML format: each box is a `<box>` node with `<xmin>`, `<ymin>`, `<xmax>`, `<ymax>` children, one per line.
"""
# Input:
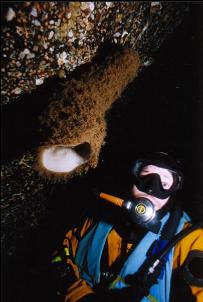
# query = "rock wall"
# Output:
<box><xmin>1</xmin><ymin>2</ymin><xmax>188</xmax><ymax>104</ymax></box>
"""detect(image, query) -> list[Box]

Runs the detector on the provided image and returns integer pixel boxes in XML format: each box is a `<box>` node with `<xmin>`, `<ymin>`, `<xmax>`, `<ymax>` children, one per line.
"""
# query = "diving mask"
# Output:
<box><xmin>99</xmin><ymin>192</ymin><xmax>161</xmax><ymax>233</ymax></box>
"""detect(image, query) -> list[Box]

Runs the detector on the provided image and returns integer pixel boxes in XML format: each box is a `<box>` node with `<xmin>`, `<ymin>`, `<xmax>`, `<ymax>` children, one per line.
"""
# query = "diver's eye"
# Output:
<box><xmin>162</xmin><ymin>181</ymin><xmax>171</xmax><ymax>189</ymax></box>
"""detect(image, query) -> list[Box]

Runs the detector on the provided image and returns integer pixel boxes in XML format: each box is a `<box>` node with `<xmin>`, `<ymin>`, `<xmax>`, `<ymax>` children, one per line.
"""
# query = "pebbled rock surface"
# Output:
<box><xmin>1</xmin><ymin>2</ymin><xmax>188</xmax><ymax>104</ymax></box>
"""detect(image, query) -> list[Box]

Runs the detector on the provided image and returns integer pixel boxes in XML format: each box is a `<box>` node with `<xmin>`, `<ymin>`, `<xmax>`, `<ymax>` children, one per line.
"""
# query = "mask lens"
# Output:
<box><xmin>159</xmin><ymin>173</ymin><xmax>173</xmax><ymax>190</ymax></box>
<box><xmin>132</xmin><ymin>160</ymin><xmax>183</xmax><ymax>197</ymax></box>
<box><xmin>135</xmin><ymin>172</ymin><xmax>175</xmax><ymax>199</ymax></box>
<box><xmin>138</xmin><ymin>174</ymin><xmax>164</xmax><ymax>196</ymax></box>
<box><xmin>139</xmin><ymin>166</ymin><xmax>172</xmax><ymax>190</ymax></box>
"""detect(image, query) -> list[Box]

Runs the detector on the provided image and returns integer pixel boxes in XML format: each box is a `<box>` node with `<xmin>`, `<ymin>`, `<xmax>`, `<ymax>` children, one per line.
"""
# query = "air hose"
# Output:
<box><xmin>124</xmin><ymin>221</ymin><xmax>203</xmax><ymax>301</ymax></box>
<box><xmin>146</xmin><ymin>220</ymin><xmax>203</xmax><ymax>276</ymax></box>
<box><xmin>98</xmin><ymin>191</ymin><xmax>203</xmax><ymax>293</ymax></box>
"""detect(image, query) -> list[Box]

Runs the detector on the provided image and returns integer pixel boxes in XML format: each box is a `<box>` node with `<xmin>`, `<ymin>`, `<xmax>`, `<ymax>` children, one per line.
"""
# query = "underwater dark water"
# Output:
<box><xmin>2</xmin><ymin>4</ymin><xmax>203</xmax><ymax>302</ymax></box>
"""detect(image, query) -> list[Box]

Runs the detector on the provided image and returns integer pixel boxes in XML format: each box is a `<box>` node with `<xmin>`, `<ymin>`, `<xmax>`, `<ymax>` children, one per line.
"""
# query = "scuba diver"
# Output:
<box><xmin>51</xmin><ymin>152</ymin><xmax>203</xmax><ymax>302</ymax></box>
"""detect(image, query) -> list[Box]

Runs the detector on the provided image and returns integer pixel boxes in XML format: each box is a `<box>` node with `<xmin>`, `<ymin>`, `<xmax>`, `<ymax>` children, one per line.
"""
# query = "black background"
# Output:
<box><xmin>2</xmin><ymin>3</ymin><xmax>203</xmax><ymax>302</ymax></box>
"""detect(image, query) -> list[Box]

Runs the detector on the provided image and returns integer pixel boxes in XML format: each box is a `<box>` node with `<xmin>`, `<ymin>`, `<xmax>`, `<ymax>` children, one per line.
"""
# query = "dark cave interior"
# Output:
<box><xmin>1</xmin><ymin>4</ymin><xmax>203</xmax><ymax>302</ymax></box>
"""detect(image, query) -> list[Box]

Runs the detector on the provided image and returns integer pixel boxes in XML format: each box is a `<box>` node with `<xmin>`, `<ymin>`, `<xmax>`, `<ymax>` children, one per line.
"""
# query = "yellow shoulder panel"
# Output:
<box><xmin>173</xmin><ymin>224</ymin><xmax>203</xmax><ymax>268</ymax></box>
<box><xmin>173</xmin><ymin>223</ymin><xmax>203</xmax><ymax>300</ymax></box>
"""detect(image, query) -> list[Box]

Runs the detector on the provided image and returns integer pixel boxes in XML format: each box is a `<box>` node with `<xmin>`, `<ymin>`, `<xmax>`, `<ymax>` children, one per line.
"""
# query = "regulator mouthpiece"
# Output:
<box><xmin>123</xmin><ymin>198</ymin><xmax>156</xmax><ymax>224</ymax></box>
<box><xmin>99</xmin><ymin>192</ymin><xmax>161</xmax><ymax>233</ymax></box>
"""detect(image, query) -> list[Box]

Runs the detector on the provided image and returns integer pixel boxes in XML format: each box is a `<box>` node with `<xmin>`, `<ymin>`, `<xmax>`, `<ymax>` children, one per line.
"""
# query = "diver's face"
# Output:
<box><xmin>132</xmin><ymin>165</ymin><xmax>173</xmax><ymax>210</ymax></box>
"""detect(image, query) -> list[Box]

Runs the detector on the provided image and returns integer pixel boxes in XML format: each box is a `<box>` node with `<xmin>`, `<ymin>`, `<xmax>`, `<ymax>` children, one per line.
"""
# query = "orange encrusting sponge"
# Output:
<box><xmin>99</xmin><ymin>192</ymin><xmax>124</xmax><ymax>208</ymax></box>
